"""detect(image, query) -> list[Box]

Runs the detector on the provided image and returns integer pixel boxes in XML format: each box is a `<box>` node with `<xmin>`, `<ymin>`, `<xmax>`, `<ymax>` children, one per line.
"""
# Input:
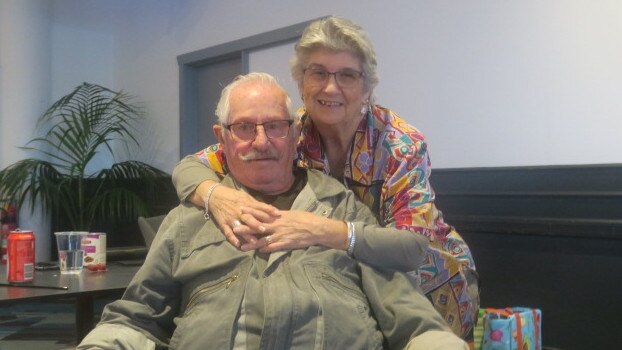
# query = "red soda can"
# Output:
<box><xmin>7</xmin><ymin>230</ymin><xmax>35</xmax><ymax>283</ymax></box>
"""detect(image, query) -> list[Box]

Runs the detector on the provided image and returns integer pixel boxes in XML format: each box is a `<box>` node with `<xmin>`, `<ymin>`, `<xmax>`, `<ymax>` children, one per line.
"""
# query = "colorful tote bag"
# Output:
<box><xmin>477</xmin><ymin>307</ymin><xmax>542</xmax><ymax>350</ymax></box>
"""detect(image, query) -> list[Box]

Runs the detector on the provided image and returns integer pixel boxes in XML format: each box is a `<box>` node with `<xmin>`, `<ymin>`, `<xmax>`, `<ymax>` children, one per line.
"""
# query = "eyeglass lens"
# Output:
<box><xmin>228</xmin><ymin>120</ymin><xmax>291</xmax><ymax>141</ymax></box>
<box><xmin>303</xmin><ymin>67</ymin><xmax>363</xmax><ymax>87</ymax></box>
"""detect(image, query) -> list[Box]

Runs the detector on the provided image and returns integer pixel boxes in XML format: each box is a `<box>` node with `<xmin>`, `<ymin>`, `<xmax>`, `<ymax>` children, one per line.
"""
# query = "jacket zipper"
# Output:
<box><xmin>185</xmin><ymin>274</ymin><xmax>239</xmax><ymax>313</ymax></box>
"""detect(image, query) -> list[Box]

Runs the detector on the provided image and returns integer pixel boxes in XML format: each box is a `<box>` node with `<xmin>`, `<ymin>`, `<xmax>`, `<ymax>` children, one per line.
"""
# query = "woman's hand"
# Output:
<box><xmin>193</xmin><ymin>180</ymin><xmax>280</xmax><ymax>248</ymax></box>
<box><xmin>235</xmin><ymin>210</ymin><xmax>348</xmax><ymax>252</ymax></box>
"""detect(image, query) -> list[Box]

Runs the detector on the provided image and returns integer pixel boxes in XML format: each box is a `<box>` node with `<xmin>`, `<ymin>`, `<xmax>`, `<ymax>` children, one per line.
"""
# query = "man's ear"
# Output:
<box><xmin>213</xmin><ymin>124</ymin><xmax>225</xmax><ymax>144</ymax></box>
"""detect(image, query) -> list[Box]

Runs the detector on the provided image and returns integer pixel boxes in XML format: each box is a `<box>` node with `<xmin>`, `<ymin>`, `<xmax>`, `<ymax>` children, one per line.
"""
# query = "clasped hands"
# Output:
<box><xmin>207</xmin><ymin>184</ymin><xmax>344</xmax><ymax>252</ymax></box>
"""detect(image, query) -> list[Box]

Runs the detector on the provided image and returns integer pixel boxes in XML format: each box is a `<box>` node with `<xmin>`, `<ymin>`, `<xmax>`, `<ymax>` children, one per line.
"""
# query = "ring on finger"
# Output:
<box><xmin>231</xmin><ymin>220</ymin><xmax>242</xmax><ymax>228</ymax></box>
<box><xmin>265</xmin><ymin>235</ymin><xmax>273</xmax><ymax>244</ymax></box>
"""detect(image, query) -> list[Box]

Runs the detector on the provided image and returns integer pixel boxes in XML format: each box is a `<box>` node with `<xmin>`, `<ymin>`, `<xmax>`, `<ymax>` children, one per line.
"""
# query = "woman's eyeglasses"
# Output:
<box><xmin>303</xmin><ymin>67</ymin><xmax>364</xmax><ymax>88</ymax></box>
<box><xmin>225</xmin><ymin>120</ymin><xmax>293</xmax><ymax>141</ymax></box>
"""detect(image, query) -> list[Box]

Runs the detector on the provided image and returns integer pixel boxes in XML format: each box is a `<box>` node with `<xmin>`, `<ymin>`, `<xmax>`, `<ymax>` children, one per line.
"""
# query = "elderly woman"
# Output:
<box><xmin>173</xmin><ymin>17</ymin><xmax>478</xmax><ymax>340</ymax></box>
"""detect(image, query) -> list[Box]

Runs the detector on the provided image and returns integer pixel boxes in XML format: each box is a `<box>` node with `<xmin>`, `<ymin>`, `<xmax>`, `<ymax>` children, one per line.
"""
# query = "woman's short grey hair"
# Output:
<box><xmin>215</xmin><ymin>72</ymin><xmax>297</xmax><ymax>125</ymax></box>
<box><xmin>290</xmin><ymin>16</ymin><xmax>379</xmax><ymax>96</ymax></box>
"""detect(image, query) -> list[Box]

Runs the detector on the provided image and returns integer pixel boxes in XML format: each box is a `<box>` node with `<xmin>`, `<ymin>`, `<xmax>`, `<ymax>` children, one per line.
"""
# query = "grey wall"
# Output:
<box><xmin>1</xmin><ymin>0</ymin><xmax>621</xmax><ymax>257</ymax></box>
<box><xmin>4</xmin><ymin>0</ymin><xmax>620</xmax><ymax>173</ymax></box>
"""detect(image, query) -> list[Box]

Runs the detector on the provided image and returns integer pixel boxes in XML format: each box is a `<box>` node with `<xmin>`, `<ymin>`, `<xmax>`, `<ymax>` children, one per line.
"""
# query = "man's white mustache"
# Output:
<box><xmin>239</xmin><ymin>149</ymin><xmax>279</xmax><ymax>161</ymax></box>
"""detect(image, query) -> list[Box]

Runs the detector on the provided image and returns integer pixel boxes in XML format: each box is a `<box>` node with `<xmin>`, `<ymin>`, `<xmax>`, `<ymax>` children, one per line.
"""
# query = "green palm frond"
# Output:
<box><xmin>0</xmin><ymin>159</ymin><xmax>63</xmax><ymax>212</ymax></box>
<box><xmin>0</xmin><ymin>82</ymin><xmax>167</xmax><ymax>231</ymax></box>
<box><xmin>26</xmin><ymin>83</ymin><xmax>144</xmax><ymax>175</ymax></box>
<box><xmin>96</xmin><ymin>161</ymin><xmax>169</xmax><ymax>181</ymax></box>
<box><xmin>85</xmin><ymin>187</ymin><xmax>150</xmax><ymax>230</ymax></box>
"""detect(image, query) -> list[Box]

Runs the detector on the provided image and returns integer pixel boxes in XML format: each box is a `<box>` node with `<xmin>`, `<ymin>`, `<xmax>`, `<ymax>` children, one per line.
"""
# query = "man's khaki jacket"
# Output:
<box><xmin>78</xmin><ymin>169</ymin><xmax>467</xmax><ymax>349</ymax></box>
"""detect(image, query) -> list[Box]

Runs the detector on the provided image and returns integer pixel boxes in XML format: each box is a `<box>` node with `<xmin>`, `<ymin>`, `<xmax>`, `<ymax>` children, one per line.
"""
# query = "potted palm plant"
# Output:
<box><xmin>0</xmin><ymin>82</ymin><xmax>171</xmax><ymax>237</ymax></box>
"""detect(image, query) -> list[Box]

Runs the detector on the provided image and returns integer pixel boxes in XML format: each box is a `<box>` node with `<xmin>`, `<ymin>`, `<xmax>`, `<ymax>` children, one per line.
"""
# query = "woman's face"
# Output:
<box><xmin>300</xmin><ymin>49</ymin><xmax>368</xmax><ymax>129</ymax></box>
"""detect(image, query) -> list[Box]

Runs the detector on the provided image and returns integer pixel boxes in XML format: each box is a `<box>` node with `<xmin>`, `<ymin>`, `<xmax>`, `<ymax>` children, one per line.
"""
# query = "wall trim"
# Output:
<box><xmin>432</xmin><ymin>163</ymin><xmax>622</xmax><ymax>240</ymax></box>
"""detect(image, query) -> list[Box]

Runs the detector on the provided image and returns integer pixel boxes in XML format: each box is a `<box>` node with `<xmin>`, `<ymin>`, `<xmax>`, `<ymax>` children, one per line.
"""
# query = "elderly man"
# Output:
<box><xmin>77</xmin><ymin>73</ymin><xmax>467</xmax><ymax>349</ymax></box>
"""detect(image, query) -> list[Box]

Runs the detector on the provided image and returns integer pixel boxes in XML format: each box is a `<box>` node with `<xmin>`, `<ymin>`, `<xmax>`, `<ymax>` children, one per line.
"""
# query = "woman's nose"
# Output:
<box><xmin>322</xmin><ymin>74</ymin><xmax>340</xmax><ymax>93</ymax></box>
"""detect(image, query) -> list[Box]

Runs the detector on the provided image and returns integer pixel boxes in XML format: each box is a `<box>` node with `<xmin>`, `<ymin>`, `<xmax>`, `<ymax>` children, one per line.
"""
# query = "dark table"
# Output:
<box><xmin>0</xmin><ymin>262</ymin><xmax>141</xmax><ymax>343</ymax></box>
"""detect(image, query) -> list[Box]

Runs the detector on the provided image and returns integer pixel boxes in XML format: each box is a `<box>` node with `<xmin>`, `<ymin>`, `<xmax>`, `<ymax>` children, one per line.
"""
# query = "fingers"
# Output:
<box><xmin>214</xmin><ymin>187</ymin><xmax>278</xmax><ymax>218</ymax></box>
<box><xmin>239</xmin><ymin>234</ymin><xmax>269</xmax><ymax>251</ymax></box>
<box><xmin>244</xmin><ymin>235</ymin><xmax>274</xmax><ymax>253</ymax></box>
<box><xmin>205</xmin><ymin>184</ymin><xmax>282</xmax><ymax>251</ymax></box>
<box><xmin>235</xmin><ymin>211</ymin><xmax>268</xmax><ymax>234</ymax></box>
<box><xmin>215</xmin><ymin>214</ymin><xmax>257</xmax><ymax>249</ymax></box>
<box><xmin>213</xmin><ymin>192</ymin><xmax>278</xmax><ymax>233</ymax></box>
<box><xmin>211</xmin><ymin>206</ymin><xmax>240</xmax><ymax>235</ymax></box>
<box><xmin>220</xmin><ymin>224</ymin><xmax>241</xmax><ymax>248</ymax></box>
<box><xmin>257</xmin><ymin>234</ymin><xmax>303</xmax><ymax>253</ymax></box>
<box><xmin>238</xmin><ymin>205</ymin><xmax>280</xmax><ymax>233</ymax></box>
<box><xmin>225</xmin><ymin>214</ymin><xmax>266</xmax><ymax>251</ymax></box>
<box><xmin>240</xmin><ymin>203</ymin><xmax>280</xmax><ymax>218</ymax></box>
<box><xmin>232</xmin><ymin>214</ymin><xmax>267</xmax><ymax>235</ymax></box>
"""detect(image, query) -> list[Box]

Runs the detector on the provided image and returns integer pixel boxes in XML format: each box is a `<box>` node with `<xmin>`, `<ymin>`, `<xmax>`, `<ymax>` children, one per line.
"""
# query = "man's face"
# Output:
<box><xmin>214</xmin><ymin>82</ymin><xmax>298</xmax><ymax>195</ymax></box>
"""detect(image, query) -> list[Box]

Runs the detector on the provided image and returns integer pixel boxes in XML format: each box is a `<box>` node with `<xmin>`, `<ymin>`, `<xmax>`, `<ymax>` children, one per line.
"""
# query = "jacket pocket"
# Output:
<box><xmin>304</xmin><ymin>262</ymin><xmax>383</xmax><ymax>349</ymax></box>
<box><xmin>169</xmin><ymin>273</ymin><xmax>241</xmax><ymax>349</ymax></box>
<box><xmin>184</xmin><ymin>273</ymin><xmax>240</xmax><ymax>315</ymax></box>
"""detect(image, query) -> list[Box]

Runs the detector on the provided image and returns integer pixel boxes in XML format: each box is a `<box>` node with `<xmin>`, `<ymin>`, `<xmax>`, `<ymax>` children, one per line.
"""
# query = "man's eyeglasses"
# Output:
<box><xmin>224</xmin><ymin>120</ymin><xmax>293</xmax><ymax>141</ymax></box>
<box><xmin>303</xmin><ymin>67</ymin><xmax>364</xmax><ymax>88</ymax></box>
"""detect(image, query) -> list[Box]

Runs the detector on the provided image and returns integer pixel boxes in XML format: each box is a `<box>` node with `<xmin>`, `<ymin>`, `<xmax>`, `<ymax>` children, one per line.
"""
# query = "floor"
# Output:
<box><xmin>0</xmin><ymin>299</ymin><xmax>109</xmax><ymax>350</ymax></box>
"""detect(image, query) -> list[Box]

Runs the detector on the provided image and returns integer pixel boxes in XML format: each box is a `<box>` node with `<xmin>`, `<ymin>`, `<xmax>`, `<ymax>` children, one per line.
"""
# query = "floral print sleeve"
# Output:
<box><xmin>193</xmin><ymin>143</ymin><xmax>227</xmax><ymax>177</ymax></box>
<box><xmin>377</xmin><ymin>116</ymin><xmax>442</xmax><ymax>238</ymax></box>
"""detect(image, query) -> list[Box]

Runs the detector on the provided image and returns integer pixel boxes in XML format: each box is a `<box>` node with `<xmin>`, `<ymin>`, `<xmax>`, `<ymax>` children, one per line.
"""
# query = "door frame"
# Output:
<box><xmin>177</xmin><ymin>18</ymin><xmax>320</xmax><ymax>158</ymax></box>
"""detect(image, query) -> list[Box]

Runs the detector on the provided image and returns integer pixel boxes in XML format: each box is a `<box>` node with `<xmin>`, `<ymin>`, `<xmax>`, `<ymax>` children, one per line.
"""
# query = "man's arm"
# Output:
<box><xmin>77</xmin><ymin>324</ymin><xmax>158</xmax><ymax>350</ymax></box>
<box><xmin>77</xmin><ymin>212</ymin><xmax>180</xmax><ymax>349</ymax></box>
<box><xmin>359</xmin><ymin>265</ymin><xmax>469</xmax><ymax>349</ymax></box>
<box><xmin>342</xmin><ymin>177</ymin><xmax>467</xmax><ymax>349</ymax></box>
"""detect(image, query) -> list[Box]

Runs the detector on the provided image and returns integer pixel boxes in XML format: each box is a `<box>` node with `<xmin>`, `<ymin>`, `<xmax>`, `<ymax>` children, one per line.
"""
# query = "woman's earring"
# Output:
<box><xmin>361</xmin><ymin>100</ymin><xmax>370</xmax><ymax>115</ymax></box>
